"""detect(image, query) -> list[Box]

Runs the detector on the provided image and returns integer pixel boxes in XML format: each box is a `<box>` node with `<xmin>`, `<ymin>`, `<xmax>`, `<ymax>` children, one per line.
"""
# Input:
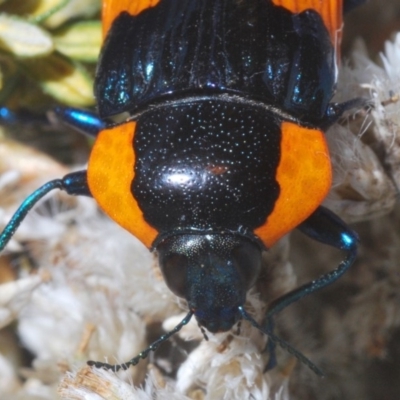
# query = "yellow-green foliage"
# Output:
<box><xmin>0</xmin><ymin>0</ymin><xmax>101</xmax><ymax>110</ymax></box>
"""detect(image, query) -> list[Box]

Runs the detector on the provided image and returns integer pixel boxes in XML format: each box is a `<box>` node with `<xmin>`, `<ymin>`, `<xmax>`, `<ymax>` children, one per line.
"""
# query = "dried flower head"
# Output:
<box><xmin>1</xmin><ymin>1</ymin><xmax>400</xmax><ymax>400</ymax></box>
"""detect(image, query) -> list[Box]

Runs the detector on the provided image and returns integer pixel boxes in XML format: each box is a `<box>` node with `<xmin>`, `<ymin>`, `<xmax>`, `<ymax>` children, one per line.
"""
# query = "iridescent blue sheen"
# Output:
<box><xmin>0</xmin><ymin>107</ymin><xmax>17</xmax><ymax>124</ymax></box>
<box><xmin>0</xmin><ymin>180</ymin><xmax>63</xmax><ymax>251</ymax></box>
<box><xmin>96</xmin><ymin>0</ymin><xmax>334</xmax><ymax>126</ymax></box>
<box><xmin>0</xmin><ymin>172</ymin><xmax>90</xmax><ymax>251</ymax></box>
<box><xmin>265</xmin><ymin>206</ymin><xmax>359</xmax><ymax>319</ymax></box>
<box><xmin>54</xmin><ymin>107</ymin><xmax>104</xmax><ymax>137</ymax></box>
<box><xmin>341</xmin><ymin>232</ymin><xmax>355</xmax><ymax>249</ymax></box>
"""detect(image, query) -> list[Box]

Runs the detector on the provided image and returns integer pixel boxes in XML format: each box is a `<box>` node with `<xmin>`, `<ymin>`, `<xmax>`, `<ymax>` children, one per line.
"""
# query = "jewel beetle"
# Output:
<box><xmin>0</xmin><ymin>0</ymin><xmax>366</xmax><ymax>375</ymax></box>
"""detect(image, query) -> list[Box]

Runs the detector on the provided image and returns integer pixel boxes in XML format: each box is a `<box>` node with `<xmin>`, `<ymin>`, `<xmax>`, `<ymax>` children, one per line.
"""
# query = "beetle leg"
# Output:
<box><xmin>0</xmin><ymin>170</ymin><xmax>91</xmax><ymax>252</ymax></box>
<box><xmin>61</xmin><ymin>170</ymin><xmax>92</xmax><ymax>197</ymax></box>
<box><xmin>53</xmin><ymin>107</ymin><xmax>105</xmax><ymax>138</ymax></box>
<box><xmin>266</xmin><ymin>205</ymin><xmax>358</xmax><ymax>319</ymax></box>
<box><xmin>263</xmin><ymin>318</ymin><xmax>278</xmax><ymax>371</ymax></box>
<box><xmin>322</xmin><ymin>97</ymin><xmax>371</xmax><ymax>129</ymax></box>
<box><xmin>0</xmin><ymin>107</ymin><xmax>17</xmax><ymax>124</ymax></box>
<box><xmin>263</xmin><ymin>206</ymin><xmax>358</xmax><ymax>357</ymax></box>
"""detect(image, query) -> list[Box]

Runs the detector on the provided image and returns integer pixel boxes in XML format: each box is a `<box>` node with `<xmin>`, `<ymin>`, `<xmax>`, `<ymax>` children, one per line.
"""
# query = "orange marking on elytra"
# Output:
<box><xmin>87</xmin><ymin>122</ymin><xmax>158</xmax><ymax>248</ymax></box>
<box><xmin>255</xmin><ymin>121</ymin><xmax>331</xmax><ymax>247</ymax></box>
<box><xmin>102</xmin><ymin>0</ymin><xmax>161</xmax><ymax>37</ymax></box>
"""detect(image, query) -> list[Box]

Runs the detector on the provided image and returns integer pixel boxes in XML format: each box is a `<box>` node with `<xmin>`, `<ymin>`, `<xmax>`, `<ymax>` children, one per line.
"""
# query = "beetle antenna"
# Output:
<box><xmin>238</xmin><ymin>306</ymin><xmax>324</xmax><ymax>377</ymax></box>
<box><xmin>87</xmin><ymin>311</ymin><xmax>194</xmax><ymax>371</ymax></box>
<box><xmin>198</xmin><ymin>323</ymin><xmax>209</xmax><ymax>341</ymax></box>
<box><xmin>0</xmin><ymin>180</ymin><xmax>64</xmax><ymax>251</ymax></box>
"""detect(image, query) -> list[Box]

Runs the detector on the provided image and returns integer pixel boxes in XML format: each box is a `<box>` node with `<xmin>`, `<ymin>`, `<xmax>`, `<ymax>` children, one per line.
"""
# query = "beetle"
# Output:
<box><xmin>0</xmin><ymin>0</ymin><xmax>365</xmax><ymax>375</ymax></box>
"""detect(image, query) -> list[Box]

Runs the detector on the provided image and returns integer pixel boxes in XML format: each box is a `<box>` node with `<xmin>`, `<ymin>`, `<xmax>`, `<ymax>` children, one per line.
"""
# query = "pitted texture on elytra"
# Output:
<box><xmin>132</xmin><ymin>100</ymin><xmax>281</xmax><ymax>232</ymax></box>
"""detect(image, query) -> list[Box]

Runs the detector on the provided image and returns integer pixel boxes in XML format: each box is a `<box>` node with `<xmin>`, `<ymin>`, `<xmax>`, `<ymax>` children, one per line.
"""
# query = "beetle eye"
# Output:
<box><xmin>158</xmin><ymin>252</ymin><xmax>188</xmax><ymax>298</ymax></box>
<box><xmin>232</xmin><ymin>240</ymin><xmax>262</xmax><ymax>290</ymax></box>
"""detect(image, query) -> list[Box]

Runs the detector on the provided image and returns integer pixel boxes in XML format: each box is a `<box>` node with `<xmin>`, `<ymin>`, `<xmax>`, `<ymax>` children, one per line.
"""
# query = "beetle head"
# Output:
<box><xmin>157</xmin><ymin>233</ymin><xmax>262</xmax><ymax>333</ymax></box>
